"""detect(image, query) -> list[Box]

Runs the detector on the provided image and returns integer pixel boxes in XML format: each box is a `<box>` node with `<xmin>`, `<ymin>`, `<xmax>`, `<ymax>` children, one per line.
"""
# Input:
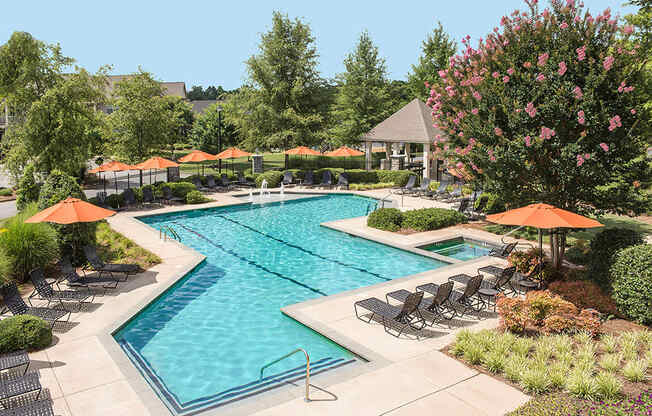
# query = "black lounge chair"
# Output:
<box><xmin>142</xmin><ymin>187</ymin><xmax>157</xmax><ymax>204</ymax></box>
<box><xmin>478</xmin><ymin>266</ymin><xmax>516</xmax><ymax>310</ymax></box>
<box><xmin>320</xmin><ymin>171</ymin><xmax>333</xmax><ymax>188</ymax></box>
<box><xmin>220</xmin><ymin>174</ymin><xmax>234</xmax><ymax>189</ymax></box>
<box><xmin>161</xmin><ymin>186</ymin><xmax>184</xmax><ymax>204</ymax></box>
<box><xmin>302</xmin><ymin>171</ymin><xmax>315</xmax><ymax>187</ymax></box>
<box><xmin>412</xmin><ymin>178</ymin><xmax>431</xmax><ymax>196</ymax></box>
<box><xmin>420</xmin><ymin>275</ymin><xmax>484</xmax><ymax>318</ymax></box>
<box><xmin>191</xmin><ymin>178</ymin><xmax>210</xmax><ymax>192</ymax></box>
<box><xmin>488</xmin><ymin>242</ymin><xmax>517</xmax><ymax>258</ymax></box>
<box><xmin>393</xmin><ymin>175</ymin><xmax>416</xmax><ymax>195</ymax></box>
<box><xmin>442</xmin><ymin>186</ymin><xmax>463</xmax><ymax>202</ymax></box>
<box><xmin>122</xmin><ymin>188</ymin><xmax>137</xmax><ymax>207</ymax></box>
<box><xmin>386</xmin><ymin>281</ymin><xmax>454</xmax><ymax>326</ymax></box>
<box><xmin>0</xmin><ymin>372</ymin><xmax>42</xmax><ymax>409</ymax></box>
<box><xmin>468</xmin><ymin>196</ymin><xmax>488</xmax><ymax>219</ymax></box>
<box><xmin>237</xmin><ymin>173</ymin><xmax>255</xmax><ymax>187</ymax></box>
<box><xmin>96</xmin><ymin>192</ymin><xmax>109</xmax><ymax>208</ymax></box>
<box><xmin>354</xmin><ymin>291</ymin><xmax>425</xmax><ymax>338</ymax></box>
<box><xmin>29</xmin><ymin>269</ymin><xmax>94</xmax><ymax>312</ymax></box>
<box><xmin>0</xmin><ymin>399</ymin><xmax>54</xmax><ymax>416</ymax></box>
<box><xmin>83</xmin><ymin>246</ymin><xmax>139</xmax><ymax>281</ymax></box>
<box><xmin>58</xmin><ymin>257</ymin><xmax>119</xmax><ymax>293</ymax></box>
<box><xmin>421</xmin><ymin>180</ymin><xmax>449</xmax><ymax>200</ymax></box>
<box><xmin>204</xmin><ymin>175</ymin><xmax>225</xmax><ymax>192</ymax></box>
<box><xmin>336</xmin><ymin>172</ymin><xmax>349</xmax><ymax>190</ymax></box>
<box><xmin>282</xmin><ymin>172</ymin><xmax>295</xmax><ymax>186</ymax></box>
<box><xmin>0</xmin><ymin>351</ymin><xmax>29</xmax><ymax>377</ymax></box>
<box><xmin>457</xmin><ymin>198</ymin><xmax>471</xmax><ymax>216</ymax></box>
<box><xmin>0</xmin><ymin>283</ymin><xmax>70</xmax><ymax>329</ymax></box>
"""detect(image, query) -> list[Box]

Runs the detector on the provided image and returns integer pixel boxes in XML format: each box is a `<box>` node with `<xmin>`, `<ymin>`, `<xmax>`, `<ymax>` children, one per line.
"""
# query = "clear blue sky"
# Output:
<box><xmin>1</xmin><ymin>0</ymin><xmax>634</xmax><ymax>90</ymax></box>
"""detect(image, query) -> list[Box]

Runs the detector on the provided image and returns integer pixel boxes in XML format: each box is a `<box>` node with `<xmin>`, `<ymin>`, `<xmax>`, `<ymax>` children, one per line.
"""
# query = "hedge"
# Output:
<box><xmin>367</xmin><ymin>207</ymin><xmax>466</xmax><ymax>232</ymax></box>
<box><xmin>610</xmin><ymin>244</ymin><xmax>652</xmax><ymax>325</ymax></box>
<box><xmin>278</xmin><ymin>169</ymin><xmax>416</xmax><ymax>187</ymax></box>
<box><xmin>588</xmin><ymin>228</ymin><xmax>644</xmax><ymax>290</ymax></box>
<box><xmin>186</xmin><ymin>190</ymin><xmax>210</xmax><ymax>204</ymax></box>
<box><xmin>0</xmin><ymin>315</ymin><xmax>52</xmax><ymax>353</ymax></box>
<box><xmin>367</xmin><ymin>208</ymin><xmax>403</xmax><ymax>231</ymax></box>
<box><xmin>255</xmin><ymin>171</ymin><xmax>284</xmax><ymax>188</ymax></box>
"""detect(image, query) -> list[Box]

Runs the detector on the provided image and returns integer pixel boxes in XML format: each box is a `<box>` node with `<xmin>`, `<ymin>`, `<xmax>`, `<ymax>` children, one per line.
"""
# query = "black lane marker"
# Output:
<box><xmin>213</xmin><ymin>214</ymin><xmax>391</xmax><ymax>282</ymax></box>
<box><xmin>172</xmin><ymin>222</ymin><xmax>327</xmax><ymax>296</ymax></box>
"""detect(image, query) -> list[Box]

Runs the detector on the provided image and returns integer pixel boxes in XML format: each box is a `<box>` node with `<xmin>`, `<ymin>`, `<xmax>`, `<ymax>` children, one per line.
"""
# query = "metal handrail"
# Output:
<box><xmin>159</xmin><ymin>226</ymin><xmax>181</xmax><ymax>242</ymax></box>
<box><xmin>259</xmin><ymin>348</ymin><xmax>311</xmax><ymax>402</ymax></box>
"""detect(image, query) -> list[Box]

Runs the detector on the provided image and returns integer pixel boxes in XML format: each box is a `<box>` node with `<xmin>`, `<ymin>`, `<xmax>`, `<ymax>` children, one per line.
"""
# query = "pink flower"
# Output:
<box><xmin>471</xmin><ymin>108</ymin><xmax>479</xmax><ymax>115</ymax></box>
<box><xmin>618</xmin><ymin>81</ymin><xmax>625</xmax><ymax>93</ymax></box>
<box><xmin>507</xmin><ymin>68</ymin><xmax>515</xmax><ymax>75</ymax></box>
<box><xmin>523</xmin><ymin>61</ymin><xmax>532</xmax><ymax>68</ymax></box>
<box><xmin>608</xmin><ymin>115</ymin><xmax>621</xmax><ymax>131</ymax></box>
<box><xmin>599</xmin><ymin>142</ymin><xmax>609</xmax><ymax>152</ymax></box>
<box><xmin>525</xmin><ymin>102</ymin><xmax>537</xmax><ymax>118</ymax></box>
<box><xmin>438</xmin><ymin>70</ymin><xmax>447</xmax><ymax>78</ymax></box>
<box><xmin>573</xmin><ymin>86</ymin><xmax>583</xmax><ymax>99</ymax></box>
<box><xmin>524</xmin><ymin>135</ymin><xmax>532</xmax><ymax>147</ymax></box>
<box><xmin>577</xmin><ymin>110</ymin><xmax>585</xmax><ymax>125</ymax></box>
<box><xmin>458</xmin><ymin>131</ymin><xmax>464</xmax><ymax>137</ymax></box>
<box><xmin>576</xmin><ymin>45</ymin><xmax>587</xmax><ymax>61</ymax></box>
<box><xmin>492</xmin><ymin>71</ymin><xmax>500</xmax><ymax>79</ymax></box>
<box><xmin>537</xmin><ymin>53</ymin><xmax>549</xmax><ymax>66</ymax></box>
<box><xmin>603</xmin><ymin>56</ymin><xmax>615</xmax><ymax>71</ymax></box>
<box><xmin>624</xmin><ymin>86</ymin><xmax>634</xmax><ymax>93</ymax></box>
<box><xmin>584</xmin><ymin>153</ymin><xmax>590</xmax><ymax>159</ymax></box>
<box><xmin>623</xmin><ymin>25</ymin><xmax>634</xmax><ymax>35</ymax></box>
<box><xmin>445</xmin><ymin>86</ymin><xmax>457</xmax><ymax>97</ymax></box>
<box><xmin>540</xmin><ymin>126</ymin><xmax>556</xmax><ymax>140</ymax></box>
<box><xmin>577</xmin><ymin>155</ymin><xmax>584</xmax><ymax>167</ymax></box>
<box><xmin>472</xmin><ymin>91</ymin><xmax>482</xmax><ymax>101</ymax></box>
<box><xmin>558</xmin><ymin>61</ymin><xmax>567</xmax><ymax>76</ymax></box>
<box><xmin>631</xmin><ymin>108</ymin><xmax>636</xmax><ymax>115</ymax></box>
<box><xmin>494</xmin><ymin>127</ymin><xmax>503</xmax><ymax>136</ymax></box>
<box><xmin>560</xmin><ymin>22</ymin><xmax>569</xmax><ymax>29</ymax></box>
<box><xmin>536</xmin><ymin>73</ymin><xmax>546</xmax><ymax>82</ymax></box>
<box><xmin>502</xmin><ymin>75</ymin><xmax>510</xmax><ymax>83</ymax></box>
<box><xmin>456</xmin><ymin>162</ymin><xmax>464</xmax><ymax>169</ymax></box>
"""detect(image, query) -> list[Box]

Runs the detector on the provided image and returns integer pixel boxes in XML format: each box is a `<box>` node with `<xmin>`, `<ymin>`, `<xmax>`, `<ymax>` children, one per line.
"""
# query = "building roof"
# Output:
<box><xmin>104</xmin><ymin>75</ymin><xmax>187</xmax><ymax>98</ymax></box>
<box><xmin>190</xmin><ymin>100</ymin><xmax>223</xmax><ymax>114</ymax></box>
<box><xmin>362</xmin><ymin>98</ymin><xmax>446</xmax><ymax>144</ymax></box>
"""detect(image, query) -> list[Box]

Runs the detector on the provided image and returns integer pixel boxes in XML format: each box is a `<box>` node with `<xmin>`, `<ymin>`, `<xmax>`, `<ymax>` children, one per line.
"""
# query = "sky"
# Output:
<box><xmin>1</xmin><ymin>0</ymin><xmax>636</xmax><ymax>90</ymax></box>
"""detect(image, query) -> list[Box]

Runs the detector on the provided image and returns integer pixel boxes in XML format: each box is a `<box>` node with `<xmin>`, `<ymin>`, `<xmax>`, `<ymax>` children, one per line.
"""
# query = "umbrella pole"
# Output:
<box><xmin>103</xmin><ymin>173</ymin><xmax>106</xmax><ymax>193</ymax></box>
<box><xmin>114</xmin><ymin>172</ymin><xmax>118</xmax><ymax>194</ymax></box>
<box><xmin>127</xmin><ymin>172</ymin><xmax>130</xmax><ymax>189</ymax></box>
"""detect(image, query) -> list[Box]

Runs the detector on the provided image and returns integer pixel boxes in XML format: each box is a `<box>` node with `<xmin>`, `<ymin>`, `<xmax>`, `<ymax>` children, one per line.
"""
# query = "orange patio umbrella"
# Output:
<box><xmin>325</xmin><ymin>146</ymin><xmax>364</xmax><ymax>170</ymax></box>
<box><xmin>486</xmin><ymin>203</ymin><xmax>603</xmax><ymax>267</ymax></box>
<box><xmin>178</xmin><ymin>150</ymin><xmax>217</xmax><ymax>176</ymax></box>
<box><xmin>133</xmin><ymin>157</ymin><xmax>179</xmax><ymax>185</ymax></box>
<box><xmin>25</xmin><ymin>197</ymin><xmax>116</xmax><ymax>225</ymax></box>
<box><xmin>89</xmin><ymin>161</ymin><xmax>134</xmax><ymax>194</ymax></box>
<box><xmin>285</xmin><ymin>146</ymin><xmax>321</xmax><ymax>156</ymax></box>
<box><xmin>216</xmin><ymin>147</ymin><xmax>252</xmax><ymax>173</ymax></box>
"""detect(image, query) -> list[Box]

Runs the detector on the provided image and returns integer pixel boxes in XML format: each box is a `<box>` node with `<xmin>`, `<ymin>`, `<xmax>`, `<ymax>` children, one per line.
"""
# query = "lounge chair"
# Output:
<box><xmin>29</xmin><ymin>268</ymin><xmax>94</xmax><ymax>312</ymax></box>
<box><xmin>386</xmin><ymin>281</ymin><xmax>454</xmax><ymax>326</ymax></box>
<box><xmin>237</xmin><ymin>173</ymin><xmax>255</xmax><ymax>187</ymax></box>
<box><xmin>0</xmin><ymin>372</ymin><xmax>42</xmax><ymax>409</ymax></box>
<box><xmin>205</xmin><ymin>175</ymin><xmax>225</xmax><ymax>192</ymax></box>
<box><xmin>96</xmin><ymin>191</ymin><xmax>109</xmax><ymax>208</ymax></box>
<box><xmin>457</xmin><ymin>198</ymin><xmax>471</xmax><ymax>216</ymax></box>
<box><xmin>478</xmin><ymin>266</ymin><xmax>516</xmax><ymax>310</ymax></box>
<box><xmin>191</xmin><ymin>178</ymin><xmax>210</xmax><ymax>192</ymax></box>
<box><xmin>419</xmin><ymin>275</ymin><xmax>484</xmax><ymax>318</ymax></box>
<box><xmin>282</xmin><ymin>172</ymin><xmax>295</xmax><ymax>186</ymax></box>
<box><xmin>220</xmin><ymin>174</ymin><xmax>234</xmax><ymax>189</ymax></box>
<box><xmin>302</xmin><ymin>171</ymin><xmax>315</xmax><ymax>187</ymax></box>
<box><xmin>161</xmin><ymin>186</ymin><xmax>184</xmax><ymax>204</ymax></box>
<box><xmin>0</xmin><ymin>283</ymin><xmax>70</xmax><ymax>329</ymax></box>
<box><xmin>320</xmin><ymin>171</ymin><xmax>333</xmax><ymax>188</ymax></box>
<box><xmin>412</xmin><ymin>177</ymin><xmax>431</xmax><ymax>197</ymax></box>
<box><xmin>442</xmin><ymin>185</ymin><xmax>463</xmax><ymax>202</ymax></box>
<box><xmin>392</xmin><ymin>175</ymin><xmax>416</xmax><ymax>195</ymax></box>
<box><xmin>142</xmin><ymin>187</ymin><xmax>157</xmax><ymax>204</ymax></box>
<box><xmin>58</xmin><ymin>257</ymin><xmax>119</xmax><ymax>294</ymax></box>
<box><xmin>468</xmin><ymin>196</ymin><xmax>488</xmax><ymax>219</ymax></box>
<box><xmin>488</xmin><ymin>242</ymin><xmax>517</xmax><ymax>258</ymax></box>
<box><xmin>0</xmin><ymin>350</ymin><xmax>29</xmax><ymax>377</ymax></box>
<box><xmin>354</xmin><ymin>291</ymin><xmax>425</xmax><ymax>338</ymax></box>
<box><xmin>0</xmin><ymin>399</ymin><xmax>55</xmax><ymax>416</ymax></box>
<box><xmin>421</xmin><ymin>180</ymin><xmax>449</xmax><ymax>200</ymax></box>
<box><xmin>83</xmin><ymin>246</ymin><xmax>139</xmax><ymax>281</ymax></box>
<box><xmin>336</xmin><ymin>172</ymin><xmax>349</xmax><ymax>190</ymax></box>
<box><xmin>122</xmin><ymin>188</ymin><xmax>137</xmax><ymax>207</ymax></box>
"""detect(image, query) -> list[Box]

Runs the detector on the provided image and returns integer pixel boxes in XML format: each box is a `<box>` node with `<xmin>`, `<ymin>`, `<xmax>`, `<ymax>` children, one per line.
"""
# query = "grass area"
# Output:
<box><xmin>95</xmin><ymin>222</ymin><xmax>161</xmax><ymax>269</ymax></box>
<box><xmin>451</xmin><ymin>329</ymin><xmax>652</xmax><ymax>402</ymax></box>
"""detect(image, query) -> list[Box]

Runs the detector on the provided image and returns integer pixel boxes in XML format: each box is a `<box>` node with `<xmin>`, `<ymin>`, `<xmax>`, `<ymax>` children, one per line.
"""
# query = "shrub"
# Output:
<box><xmin>475</xmin><ymin>192</ymin><xmax>505</xmax><ymax>214</ymax></box>
<box><xmin>588</xmin><ymin>228</ymin><xmax>644</xmax><ymax>289</ymax></box>
<box><xmin>0</xmin><ymin>188</ymin><xmax>12</xmax><ymax>197</ymax></box>
<box><xmin>168</xmin><ymin>182</ymin><xmax>196</xmax><ymax>199</ymax></box>
<box><xmin>186</xmin><ymin>190</ymin><xmax>210</xmax><ymax>204</ymax></box>
<box><xmin>15</xmin><ymin>164</ymin><xmax>40</xmax><ymax>211</ymax></box>
<box><xmin>564</xmin><ymin>239</ymin><xmax>590</xmax><ymax>265</ymax></box>
<box><xmin>622</xmin><ymin>360</ymin><xmax>647</xmax><ymax>382</ymax></box>
<box><xmin>610</xmin><ymin>244</ymin><xmax>652</xmax><ymax>325</ymax></box>
<box><xmin>0</xmin><ymin>204</ymin><xmax>59</xmax><ymax>282</ymax></box>
<box><xmin>367</xmin><ymin>208</ymin><xmax>403</xmax><ymax>232</ymax></box>
<box><xmin>520</xmin><ymin>367</ymin><xmax>551</xmax><ymax>394</ymax></box>
<box><xmin>401</xmin><ymin>208</ymin><xmax>465</xmax><ymax>232</ymax></box>
<box><xmin>594</xmin><ymin>372</ymin><xmax>622</xmax><ymax>401</ymax></box>
<box><xmin>507</xmin><ymin>248</ymin><xmax>544</xmax><ymax>278</ymax></box>
<box><xmin>548</xmin><ymin>280</ymin><xmax>620</xmax><ymax>317</ymax></box>
<box><xmin>37</xmin><ymin>170</ymin><xmax>95</xmax><ymax>263</ymax></box>
<box><xmin>599</xmin><ymin>354</ymin><xmax>621</xmax><ymax>373</ymax></box>
<box><xmin>566</xmin><ymin>370</ymin><xmax>598</xmax><ymax>400</ymax></box>
<box><xmin>105</xmin><ymin>193</ymin><xmax>124</xmax><ymax>209</ymax></box>
<box><xmin>375</xmin><ymin>170</ymin><xmax>414</xmax><ymax>187</ymax></box>
<box><xmin>255</xmin><ymin>171</ymin><xmax>284</xmax><ymax>188</ymax></box>
<box><xmin>0</xmin><ymin>315</ymin><xmax>52</xmax><ymax>353</ymax></box>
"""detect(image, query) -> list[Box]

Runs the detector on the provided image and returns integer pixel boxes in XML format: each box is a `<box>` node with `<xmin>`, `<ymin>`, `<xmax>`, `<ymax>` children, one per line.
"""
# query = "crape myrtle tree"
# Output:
<box><xmin>427</xmin><ymin>0</ymin><xmax>651</xmax><ymax>267</ymax></box>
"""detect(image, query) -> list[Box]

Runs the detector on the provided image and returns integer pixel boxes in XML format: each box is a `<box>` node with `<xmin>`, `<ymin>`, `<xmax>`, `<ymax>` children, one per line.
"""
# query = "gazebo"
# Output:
<box><xmin>361</xmin><ymin>98</ymin><xmax>446</xmax><ymax>179</ymax></box>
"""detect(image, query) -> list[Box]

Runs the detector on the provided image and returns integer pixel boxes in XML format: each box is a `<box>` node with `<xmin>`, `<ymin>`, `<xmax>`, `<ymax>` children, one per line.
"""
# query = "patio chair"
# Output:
<box><xmin>205</xmin><ymin>175</ymin><xmax>226</xmax><ymax>192</ymax></box>
<box><xmin>28</xmin><ymin>268</ymin><xmax>94</xmax><ymax>312</ymax></box>
<box><xmin>142</xmin><ymin>187</ymin><xmax>157</xmax><ymax>204</ymax></box>
<box><xmin>282</xmin><ymin>172</ymin><xmax>295</xmax><ymax>186</ymax></box>
<box><xmin>392</xmin><ymin>175</ymin><xmax>416</xmax><ymax>195</ymax></box>
<box><xmin>386</xmin><ymin>281</ymin><xmax>454</xmax><ymax>326</ymax></box>
<box><xmin>0</xmin><ymin>399</ymin><xmax>55</xmax><ymax>416</ymax></box>
<box><xmin>122</xmin><ymin>188</ymin><xmax>137</xmax><ymax>207</ymax></box>
<box><xmin>478</xmin><ymin>266</ymin><xmax>516</xmax><ymax>310</ymax></box>
<box><xmin>488</xmin><ymin>242</ymin><xmax>517</xmax><ymax>258</ymax></box>
<box><xmin>58</xmin><ymin>257</ymin><xmax>119</xmax><ymax>294</ymax></box>
<box><xmin>512</xmin><ymin>261</ymin><xmax>545</xmax><ymax>294</ymax></box>
<box><xmin>96</xmin><ymin>192</ymin><xmax>108</xmax><ymax>208</ymax></box>
<box><xmin>161</xmin><ymin>186</ymin><xmax>184</xmax><ymax>204</ymax></box>
<box><xmin>237</xmin><ymin>173</ymin><xmax>255</xmax><ymax>187</ymax></box>
<box><xmin>83</xmin><ymin>245</ymin><xmax>139</xmax><ymax>280</ymax></box>
<box><xmin>0</xmin><ymin>350</ymin><xmax>29</xmax><ymax>377</ymax></box>
<box><xmin>446</xmin><ymin>275</ymin><xmax>485</xmax><ymax>318</ymax></box>
<box><xmin>191</xmin><ymin>178</ymin><xmax>210</xmax><ymax>192</ymax></box>
<box><xmin>442</xmin><ymin>185</ymin><xmax>463</xmax><ymax>202</ymax></box>
<box><xmin>220</xmin><ymin>174</ymin><xmax>234</xmax><ymax>189</ymax></box>
<box><xmin>412</xmin><ymin>177</ymin><xmax>431</xmax><ymax>197</ymax></box>
<box><xmin>354</xmin><ymin>291</ymin><xmax>426</xmax><ymax>338</ymax></box>
<box><xmin>457</xmin><ymin>198</ymin><xmax>471</xmax><ymax>216</ymax></box>
<box><xmin>336</xmin><ymin>172</ymin><xmax>349</xmax><ymax>190</ymax></box>
<box><xmin>0</xmin><ymin>372</ymin><xmax>42</xmax><ymax>409</ymax></box>
<box><xmin>0</xmin><ymin>283</ymin><xmax>71</xmax><ymax>329</ymax></box>
<box><xmin>320</xmin><ymin>171</ymin><xmax>333</xmax><ymax>188</ymax></box>
<box><xmin>302</xmin><ymin>171</ymin><xmax>315</xmax><ymax>187</ymax></box>
<box><xmin>421</xmin><ymin>180</ymin><xmax>448</xmax><ymax>200</ymax></box>
<box><xmin>468</xmin><ymin>196</ymin><xmax>488</xmax><ymax>219</ymax></box>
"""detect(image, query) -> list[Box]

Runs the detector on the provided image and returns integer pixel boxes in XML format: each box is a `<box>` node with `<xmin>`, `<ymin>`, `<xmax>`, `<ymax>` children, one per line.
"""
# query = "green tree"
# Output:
<box><xmin>190</xmin><ymin>103</ymin><xmax>239</xmax><ymax>153</ymax></box>
<box><xmin>226</xmin><ymin>12</ymin><xmax>326</xmax><ymax>151</ymax></box>
<box><xmin>107</xmin><ymin>70</ymin><xmax>178</xmax><ymax>164</ymax></box>
<box><xmin>330</xmin><ymin>31</ymin><xmax>392</xmax><ymax>145</ymax></box>
<box><xmin>165</xmin><ymin>96</ymin><xmax>194</xmax><ymax>145</ymax></box>
<box><xmin>407</xmin><ymin>22</ymin><xmax>457</xmax><ymax>101</ymax></box>
<box><xmin>15</xmin><ymin>164</ymin><xmax>40</xmax><ymax>211</ymax></box>
<box><xmin>428</xmin><ymin>2</ymin><xmax>651</xmax><ymax>267</ymax></box>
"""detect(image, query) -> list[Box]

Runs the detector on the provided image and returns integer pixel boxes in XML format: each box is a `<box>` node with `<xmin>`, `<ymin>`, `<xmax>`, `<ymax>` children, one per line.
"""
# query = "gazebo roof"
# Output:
<box><xmin>361</xmin><ymin>98</ymin><xmax>446</xmax><ymax>144</ymax></box>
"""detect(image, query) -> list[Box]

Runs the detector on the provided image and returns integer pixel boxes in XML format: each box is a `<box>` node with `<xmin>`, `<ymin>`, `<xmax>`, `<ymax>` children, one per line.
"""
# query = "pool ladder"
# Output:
<box><xmin>160</xmin><ymin>225</ymin><xmax>181</xmax><ymax>242</ymax></box>
<box><xmin>259</xmin><ymin>348</ymin><xmax>311</xmax><ymax>402</ymax></box>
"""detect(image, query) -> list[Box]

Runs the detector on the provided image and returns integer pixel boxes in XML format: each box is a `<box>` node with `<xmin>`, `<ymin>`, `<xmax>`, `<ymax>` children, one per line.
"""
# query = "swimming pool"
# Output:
<box><xmin>114</xmin><ymin>195</ymin><xmax>447</xmax><ymax>414</ymax></box>
<box><xmin>418</xmin><ymin>237</ymin><xmax>495</xmax><ymax>261</ymax></box>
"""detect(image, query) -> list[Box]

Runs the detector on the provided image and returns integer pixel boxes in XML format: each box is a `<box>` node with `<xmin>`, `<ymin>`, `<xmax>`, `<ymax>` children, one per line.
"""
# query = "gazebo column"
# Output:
<box><xmin>405</xmin><ymin>143</ymin><xmax>411</xmax><ymax>164</ymax></box>
<box><xmin>423</xmin><ymin>142</ymin><xmax>431</xmax><ymax>179</ymax></box>
<box><xmin>365</xmin><ymin>141</ymin><xmax>372</xmax><ymax>171</ymax></box>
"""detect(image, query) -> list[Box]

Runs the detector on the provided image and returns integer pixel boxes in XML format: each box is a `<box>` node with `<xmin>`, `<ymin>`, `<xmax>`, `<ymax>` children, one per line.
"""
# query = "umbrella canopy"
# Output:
<box><xmin>25</xmin><ymin>197</ymin><xmax>116</xmax><ymax>225</ymax></box>
<box><xmin>134</xmin><ymin>156</ymin><xmax>179</xmax><ymax>170</ymax></box>
<box><xmin>89</xmin><ymin>161</ymin><xmax>134</xmax><ymax>174</ymax></box>
<box><xmin>325</xmin><ymin>146</ymin><xmax>364</xmax><ymax>157</ymax></box>
<box><xmin>216</xmin><ymin>147</ymin><xmax>252</xmax><ymax>159</ymax></box>
<box><xmin>285</xmin><ymin>146</ymin><xmax>321</xmax><ymax>156</ymax></box>
<box><xmin>486</xmin><ymin>203</ymin><xmax>603</xmax><ymax>229</ymax></box>
<box><xmin>178</xmin><ymin>150</ymin><xmax>217</xmax><ymax>163</ymax></box>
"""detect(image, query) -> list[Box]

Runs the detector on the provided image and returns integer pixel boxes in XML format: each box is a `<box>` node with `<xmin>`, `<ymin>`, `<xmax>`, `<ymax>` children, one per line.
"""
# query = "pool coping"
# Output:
<box><xmin>96</xmin><ymin>193</ymin><xmax>505</xmax><ymax>416</ymax></box>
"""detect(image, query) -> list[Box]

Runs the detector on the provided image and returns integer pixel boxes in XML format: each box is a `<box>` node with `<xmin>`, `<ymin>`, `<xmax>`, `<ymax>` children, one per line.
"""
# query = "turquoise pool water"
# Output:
<box><xmin>419</xmin><ymin>238</ymin><xmax>494</xmax><ymax>261</ymax></box>
<box><xmin>114</xmin><ymin>195</ymin><xmax>447</xmax><ymax>414</ymax></box>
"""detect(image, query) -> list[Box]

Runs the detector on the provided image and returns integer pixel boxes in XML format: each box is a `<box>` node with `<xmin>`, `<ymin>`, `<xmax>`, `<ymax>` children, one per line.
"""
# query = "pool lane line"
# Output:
<box><xmin>212</xmin><ymin>214</ymin><xmax>391</xmax><ymax>282</ymax></box>
<box><xmin>172</xmin><ymin>222</ymin><xmax>328</xmax><ymax>296</ymax></box>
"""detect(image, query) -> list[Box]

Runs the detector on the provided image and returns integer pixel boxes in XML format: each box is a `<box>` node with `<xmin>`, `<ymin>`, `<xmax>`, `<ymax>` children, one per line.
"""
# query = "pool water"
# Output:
<box><xmin>419</xmin><ymin>238</ymin><xmax>493</xmax><ymax>261</ymax></box>
<box><xmin>114</xmin><ymin>195</ymin><xmax>447</xmax><ymax>414</ymax></box>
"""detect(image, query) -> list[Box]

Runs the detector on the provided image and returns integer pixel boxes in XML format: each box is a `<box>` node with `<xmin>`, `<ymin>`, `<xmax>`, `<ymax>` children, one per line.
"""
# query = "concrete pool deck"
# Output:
<box><xmin>17</xmin><ymin>190</ymin><xmax>530</xmax><ymax>416</ymax></box>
